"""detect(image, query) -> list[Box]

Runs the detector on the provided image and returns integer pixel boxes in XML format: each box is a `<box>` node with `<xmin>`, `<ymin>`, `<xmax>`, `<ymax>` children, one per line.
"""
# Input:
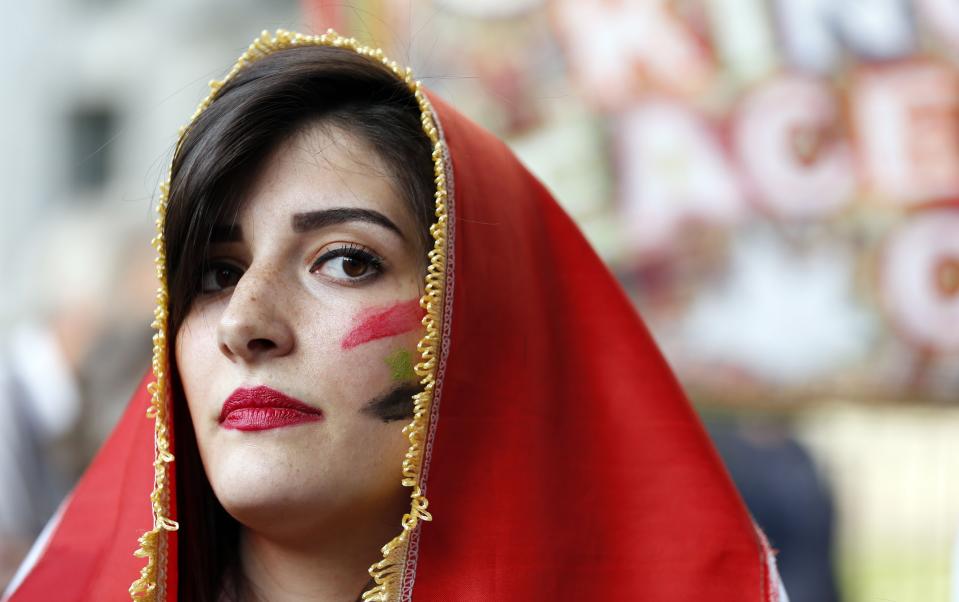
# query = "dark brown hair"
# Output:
<box><xmin>162</xmin><ymin>46</ymin><xmax>434</xmax><ymax>601</ymax></box>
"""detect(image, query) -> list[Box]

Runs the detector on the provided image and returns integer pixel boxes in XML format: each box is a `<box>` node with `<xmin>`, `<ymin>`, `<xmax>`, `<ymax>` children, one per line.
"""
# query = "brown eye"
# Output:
<box><xmin>200</xmin><ymin>262</ymin><xmax>243</xmax><ymax>293</ymax></box>
<box><xmin>341</xmin><ymin>256</ymin><xmax>370</xmax><ymax>278</ymax></box>
<box><xmin>311</xmin><ymin>244</ymin><xmax>385</xmax><ymax>284</ymax></box>
<box><xmin>215</xmin><ymin>267</ymin><xmax>241</xmax><ymax>288</ymax></box>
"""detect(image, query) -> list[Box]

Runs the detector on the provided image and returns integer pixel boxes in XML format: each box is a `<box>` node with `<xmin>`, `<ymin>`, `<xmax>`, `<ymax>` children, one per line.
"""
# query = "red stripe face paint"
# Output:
<box><xmin>341</xmin><ymin>299</ymin><xmax>424</xmax><ymax>350</ymax></box>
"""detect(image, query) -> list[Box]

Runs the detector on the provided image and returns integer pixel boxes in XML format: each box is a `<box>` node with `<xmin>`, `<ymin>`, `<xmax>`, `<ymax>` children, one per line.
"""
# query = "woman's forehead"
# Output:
<box><xmin>232</xmin><ymin>124</ymin><xmax>413</xmax><ymax>236</ymax></box>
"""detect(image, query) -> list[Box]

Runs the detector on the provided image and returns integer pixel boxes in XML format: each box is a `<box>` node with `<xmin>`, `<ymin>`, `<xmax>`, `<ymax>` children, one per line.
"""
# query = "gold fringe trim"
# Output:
<box><xmin>129</xmin><ymin>30</ymin><xmax>448</xmax><ymax>602</ymax></box>
<box><xmin>129</xmin><ymin>180</ymin><xmax>180</xmax><ymax>600</ymax></box>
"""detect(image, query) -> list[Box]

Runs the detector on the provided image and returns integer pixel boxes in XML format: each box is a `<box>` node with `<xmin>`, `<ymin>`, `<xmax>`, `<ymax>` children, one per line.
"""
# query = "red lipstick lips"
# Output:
<box><xmin>219</xmin><ymin>386</ymin><xmax>323</xmax><ymax>432</ymax></box>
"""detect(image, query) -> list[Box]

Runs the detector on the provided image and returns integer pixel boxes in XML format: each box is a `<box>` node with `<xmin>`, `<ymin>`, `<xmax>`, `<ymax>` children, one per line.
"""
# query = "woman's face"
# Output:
<box><xmin>176</xmin><ymin>124</ymin><xmax>424</xmax><ymax>539</ymax></box>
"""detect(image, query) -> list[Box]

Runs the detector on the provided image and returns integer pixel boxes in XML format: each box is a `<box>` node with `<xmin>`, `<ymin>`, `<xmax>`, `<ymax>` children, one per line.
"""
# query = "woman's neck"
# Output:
<box><xmin>238</xmin><ymin>511</ymin><xmax>398</xmax><ymax>602</ymax></box>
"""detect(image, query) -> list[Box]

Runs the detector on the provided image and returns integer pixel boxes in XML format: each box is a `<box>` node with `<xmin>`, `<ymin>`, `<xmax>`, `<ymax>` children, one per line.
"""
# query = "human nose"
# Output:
<box><xmin>216</xmin><ymin>267</ymin><xmax>295</xmax><ymax>363</ymax></box>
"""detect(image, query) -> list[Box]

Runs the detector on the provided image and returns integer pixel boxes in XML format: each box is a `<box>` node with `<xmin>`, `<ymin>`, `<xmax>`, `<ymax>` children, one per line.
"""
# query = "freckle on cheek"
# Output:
<box><xmin>341</xmin><ymin>299</ymin><xmax>424</xmax><ymax>350</ymax></box>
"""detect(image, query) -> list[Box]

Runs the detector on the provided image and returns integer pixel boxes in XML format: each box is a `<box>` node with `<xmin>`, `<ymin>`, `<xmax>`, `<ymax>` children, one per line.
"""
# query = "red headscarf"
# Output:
<box><xmin>5</xmin><ymin>31</ymin><xmax>783</xmax><ymax>602</ymax></box>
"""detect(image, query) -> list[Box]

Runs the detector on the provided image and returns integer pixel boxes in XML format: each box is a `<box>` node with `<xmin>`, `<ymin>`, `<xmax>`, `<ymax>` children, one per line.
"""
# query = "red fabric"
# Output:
<box><xmin>6</xmin><ymin>93</ymin><xmax>775</xmax><ymax>602</ymax></box>
<box><xmin>405</xmin><ymin>96</ymin><xmax>771</xmax><ymax>600</ymax></box>
<box><xmin>7</xmin><ymin>373</ymin><xmax>156</xmax><ymax>601</ymax></box>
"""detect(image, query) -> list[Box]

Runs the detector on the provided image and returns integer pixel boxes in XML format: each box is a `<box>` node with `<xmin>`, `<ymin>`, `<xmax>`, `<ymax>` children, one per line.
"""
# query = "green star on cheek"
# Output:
<box><xmin>385</xmin><ymin>349</ymin><xmax>416</xmax><ymax>382</ymax></box>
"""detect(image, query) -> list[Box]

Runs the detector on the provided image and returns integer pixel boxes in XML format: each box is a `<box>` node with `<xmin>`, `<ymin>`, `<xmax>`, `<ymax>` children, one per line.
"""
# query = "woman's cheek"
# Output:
<box><xmin>175</xmin><ymin>311</ymin><xmax>222</xmax><ymax>429</ymax></box>
<box><xmin>339</xmin><ymin>298</ymin><xmax>424</xmax><ymax>350</ymax></box>
<box><xmin>383</xmin><ymin>349</ymin><xmax>416</xmax><ymax>382</ymax></box>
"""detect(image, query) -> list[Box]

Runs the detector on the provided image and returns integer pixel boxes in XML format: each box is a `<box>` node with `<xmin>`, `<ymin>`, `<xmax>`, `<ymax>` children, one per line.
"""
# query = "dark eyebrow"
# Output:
<box><xmin>292</xmin><ymin>207</ymin><xmax>404</xmax><ymax>239</ymax></box>
<box><xmin>211</xmin><ymin>224</ymin><xmax>242</xmax><ymax>243</ymax></box>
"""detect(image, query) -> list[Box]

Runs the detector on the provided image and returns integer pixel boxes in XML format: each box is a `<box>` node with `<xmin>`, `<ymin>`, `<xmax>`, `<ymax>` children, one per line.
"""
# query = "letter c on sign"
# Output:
<box><xmin>880</xmin><ymin>208</ymin><xmax>959</xmax><ymax>351</ymax></box>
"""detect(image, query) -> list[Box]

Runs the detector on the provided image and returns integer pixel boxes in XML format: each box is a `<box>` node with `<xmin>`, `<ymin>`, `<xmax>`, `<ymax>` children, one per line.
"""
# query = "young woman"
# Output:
<box><xmin>5</xmin><ymin>31</ymin><xmax>786</xmax><ymax>602</ymax></box>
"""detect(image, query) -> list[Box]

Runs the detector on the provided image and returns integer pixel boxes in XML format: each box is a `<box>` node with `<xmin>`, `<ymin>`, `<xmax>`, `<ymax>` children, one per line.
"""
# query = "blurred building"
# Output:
<box><xmin>2</xmin><ymin>0</ymin><xmax>300</xmax><ymax>330</ymax></box>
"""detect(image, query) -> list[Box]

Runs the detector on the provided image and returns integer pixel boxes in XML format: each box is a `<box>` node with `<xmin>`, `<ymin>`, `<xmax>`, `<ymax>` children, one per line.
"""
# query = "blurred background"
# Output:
<box><xmin>2</xmin><ymin>0</ymin><xmax>958</xmax><ymax>600</ymax></box>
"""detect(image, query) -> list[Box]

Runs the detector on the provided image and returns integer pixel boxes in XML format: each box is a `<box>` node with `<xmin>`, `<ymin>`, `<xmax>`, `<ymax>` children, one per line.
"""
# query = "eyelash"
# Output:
<box><xmin>197</xmin><ymin>244</ymin><xmax>386</xmax><ymax>295</ymax></box>
<box><xmin>310</xmin><ymin>243</ymin><xmax>385</xmax><ymax>283</ymax></box>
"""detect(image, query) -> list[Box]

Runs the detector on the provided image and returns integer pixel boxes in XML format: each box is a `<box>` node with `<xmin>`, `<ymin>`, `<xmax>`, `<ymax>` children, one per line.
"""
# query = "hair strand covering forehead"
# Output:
<box><xmin>132</xmin><ymin>29</ymin><xmax>448</xmax><ymax>601</ymax></box>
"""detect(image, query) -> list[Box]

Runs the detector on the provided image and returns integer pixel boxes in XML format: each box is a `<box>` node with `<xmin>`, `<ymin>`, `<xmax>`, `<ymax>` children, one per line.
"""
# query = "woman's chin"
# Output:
<box><xmin>215</xmin><ymin>480</ymin><xmax>335</xmax><ymax>537</ymax></box>
<box><xmin>201</xmin><ymin>430</ymin><xmax>409</xmax><ymax>538</ymax></box>
<box><xmin>206</xmin><ymin>455</ymin><xmax>332</xmax><ymax>526</ymax></box>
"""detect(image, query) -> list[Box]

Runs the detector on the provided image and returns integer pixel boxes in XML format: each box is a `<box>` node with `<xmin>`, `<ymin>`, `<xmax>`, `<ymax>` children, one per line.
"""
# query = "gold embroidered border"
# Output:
<box><xmin>129</xmin><ymin>30</ymin><xmax>448</xmax><ymax>601</ymax></box>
